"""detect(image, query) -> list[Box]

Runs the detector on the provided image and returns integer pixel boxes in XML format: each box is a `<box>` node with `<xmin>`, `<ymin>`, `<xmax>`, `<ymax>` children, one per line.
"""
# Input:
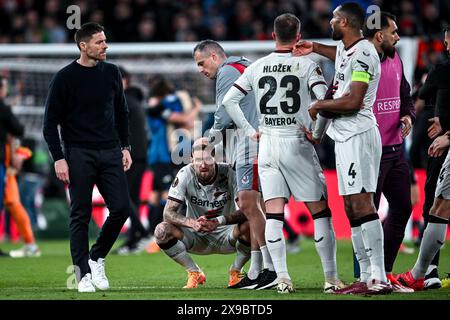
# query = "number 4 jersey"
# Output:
<box><xmin>327</xmin><ymin>39</ymin><xmax>381</xmax><ymax>142</ymax></box>
<box><xmin>232</xmin><ymin>50</ymin><xmax>328</xmax><ymax>137</ymax></box>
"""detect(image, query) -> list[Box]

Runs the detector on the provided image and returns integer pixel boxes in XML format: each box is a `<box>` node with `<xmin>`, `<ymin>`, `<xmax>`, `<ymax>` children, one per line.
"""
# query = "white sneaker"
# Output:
<box><xmin>88</xmin><ymin>258</ymin><xmax>110</xmax><ymax>290</ymax></box>
<box><xmin>78</xmin><ymin>273</ymin><xmax>96</xmax><ymax>293</ymax></box>
<box><xmin>9</xmin><ymin>246</ymin><xmax>41</xmax><ymax>258</ymax></box>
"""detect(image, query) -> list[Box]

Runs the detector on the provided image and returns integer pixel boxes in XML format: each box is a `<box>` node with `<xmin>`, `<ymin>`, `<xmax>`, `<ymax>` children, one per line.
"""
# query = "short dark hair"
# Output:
<box><xmin>363</xmin><ymin>12</ymin><xmax>397</xmax><ymax>38</ymax></box>
<box><xmin>149</xmin><ymin>75</ymin><xmax>174</xmax><ymax>97</ymax></box>
<box><xmin>74</xmin><ymin>22</ymin><xmax>104</xmax><ymax>49</ymax></box>
<box><xmin>192</xmin><ymin>142</ymin><xmax>215</xmax><ymax>157</ymax></box>
<box><xmin>192</xmin><ymin>39</ymin><xmax>226</xmax><ymax>58</ymax></box>
<box><xmin>274</xmin><ymin>13</ymin><xmax>301</xmax><ymax>43</ymax></box>
<box><xmin>338</xmin><ymin>2</ymin><xmax>365</xmax><ymax>30</ymax></box>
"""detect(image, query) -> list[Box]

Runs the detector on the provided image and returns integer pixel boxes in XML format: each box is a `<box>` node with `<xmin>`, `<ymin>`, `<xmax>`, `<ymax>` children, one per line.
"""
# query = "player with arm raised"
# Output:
<box><xmin>295</xmin><ymin>3</ymin><xmax>392</xmax><ymax>295</ymax></box>
<box><xmin>222</xmin><ymin>13</ymin><xmax>345</xmax><ymax>294</ymax></box>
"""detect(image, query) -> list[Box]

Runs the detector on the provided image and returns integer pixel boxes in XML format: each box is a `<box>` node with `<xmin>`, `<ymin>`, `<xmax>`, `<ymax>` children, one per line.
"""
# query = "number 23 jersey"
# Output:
<box><xmin>233</xmin><ymin>50</ymin><xmax>327</xmax><ymax>137</ymax></box>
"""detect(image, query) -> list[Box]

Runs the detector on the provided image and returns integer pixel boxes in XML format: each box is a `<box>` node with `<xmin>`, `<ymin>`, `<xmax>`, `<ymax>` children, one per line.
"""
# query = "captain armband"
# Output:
<box><xmin>351</xmin><ymin>71</ymin><xmax>370</xmax><ymax>83</ymax></box>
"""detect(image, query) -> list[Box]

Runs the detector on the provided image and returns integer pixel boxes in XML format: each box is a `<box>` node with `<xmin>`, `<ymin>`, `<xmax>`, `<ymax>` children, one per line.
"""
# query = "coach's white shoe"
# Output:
<box><xmin>89</xmin><ymin>258</ymin><xmax>110</xmax><ymax>290</ymax></box>
<box><xmin>78</xmin><ymin>273</ymin><xmax>96</xmax><ymax>293</ymax></box>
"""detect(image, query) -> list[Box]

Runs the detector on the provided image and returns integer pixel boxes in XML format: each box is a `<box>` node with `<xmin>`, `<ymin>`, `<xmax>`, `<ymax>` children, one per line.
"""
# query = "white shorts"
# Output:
<box><xmin>181</xmin><ymin>225</ymin><xmax>237</xmax><ymax>255</ymax></box>
<box><xmin>258</xmin><ymin>133</ymin><xmax>327</xmax><ymax>202</ymax></box>
<box><xmin>334</xmin><ymin>126</ymin><xmax>382</xmax><ymax>196</ymax></box>
<box><xmin>435</xmin><ymin>151</ymin><xmax>450</xmax><ymax>200</ymax></box>
<box><xmin>224</xmin><ymin>129</ymin><xmax>259</xmax><ymax>192</ymax></box>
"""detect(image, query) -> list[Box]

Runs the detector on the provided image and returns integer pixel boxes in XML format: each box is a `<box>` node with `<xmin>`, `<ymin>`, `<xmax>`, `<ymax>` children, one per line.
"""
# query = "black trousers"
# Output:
<box><xmin>125</xmin><ymin>160</ymin><xmax>148</xmax><ymax>243</ymax></box>
<box><xmin>420</xmin><ymin>148</ymin><xmax>448</xmax><ymax>266</ymax></box>
<box><xmin>66</xmin><ymin>147</ymin><xmax>130</xmax><ymax>280</ymax></box>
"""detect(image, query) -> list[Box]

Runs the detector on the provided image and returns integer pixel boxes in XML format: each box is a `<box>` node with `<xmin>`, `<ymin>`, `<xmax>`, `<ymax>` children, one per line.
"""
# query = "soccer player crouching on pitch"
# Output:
<box><xmin>154</xmin><ymin>138</ymin><xmax>252</xmax><ymax>289</ymax></box>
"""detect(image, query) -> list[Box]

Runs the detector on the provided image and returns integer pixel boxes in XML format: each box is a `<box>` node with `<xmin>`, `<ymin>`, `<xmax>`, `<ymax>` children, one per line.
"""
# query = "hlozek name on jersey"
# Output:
<box><xmin>265</xmin><ymin>117</ymin><xmax>297</xmax><ymax>126</ymax></box>
<box><xmin>190</xmin><ymin>196</ymin><xmax>228</xmax><ymax>208</ymax></box>
<box><xmin>263</xmin><ymin>64</ymin><xmax>292</xmax><ymax>73</ymax></box>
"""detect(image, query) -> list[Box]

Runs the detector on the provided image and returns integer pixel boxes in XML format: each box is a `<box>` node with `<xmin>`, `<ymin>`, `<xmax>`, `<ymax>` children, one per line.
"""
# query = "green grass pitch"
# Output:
<box><xmin>0</xmin><ymin>239</ymin><xmax>449</xmax><ymax>300</ymax></box>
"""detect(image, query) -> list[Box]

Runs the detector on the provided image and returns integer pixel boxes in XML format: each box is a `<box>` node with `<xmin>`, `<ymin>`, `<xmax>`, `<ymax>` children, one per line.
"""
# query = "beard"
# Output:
<box><xmin>381</xmin><ymin>41</ymin><xmax>396</xmax><ymax>58</ymax></box>
<box><xmin>331</xmin><ymin>27</ymin><xmax>343</xmax><ymax>40</ymax></box>
<box><xmin>87</xmin><ymin>50</ymin><xmax>106</xmax><ymax>61</ymax></box>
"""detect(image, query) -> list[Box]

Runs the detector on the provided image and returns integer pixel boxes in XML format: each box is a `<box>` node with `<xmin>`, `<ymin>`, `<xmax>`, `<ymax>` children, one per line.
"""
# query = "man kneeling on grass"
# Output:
<box><xmin>154</xmin><ymin>138</ymin><xmax>251</xmax><ymax>289</ymax></box>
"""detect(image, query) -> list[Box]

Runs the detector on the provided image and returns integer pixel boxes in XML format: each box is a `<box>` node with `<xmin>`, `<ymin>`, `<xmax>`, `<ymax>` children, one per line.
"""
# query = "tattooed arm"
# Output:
<box><xmin>163</xmin><ymin>199</ymin><xmax>202</xmax><ymax>231</ymax></box>
<box><xmin>222</xmin><ymin>210</ymin><xmax>247</xmax><ymax>225</ymax></box>
<box><xmin>197</xmin><ymin>210</ymin><xmax>247</xmax><ymax>232</ymax></box>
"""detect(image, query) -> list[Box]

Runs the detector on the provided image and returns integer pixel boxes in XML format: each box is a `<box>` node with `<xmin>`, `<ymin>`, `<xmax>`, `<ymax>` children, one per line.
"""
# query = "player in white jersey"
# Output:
<box><xmin>193</xmin><ymin>40</ymin><xmax>276</xmax><ymax>290</ymax></box>
<box><xmin>154</xmin><ymin>138</ymin><xmax>252</xmax><ymax>289</ymax></box>
<box><xmin>222</xmin><ymin>13</ymin><xmax>345</xmax><ymax>294</ymax></box>
<box><xmin>293</xmin><ymin>2</ymin><xmax>392</xmax><ymax>294</ymax></box>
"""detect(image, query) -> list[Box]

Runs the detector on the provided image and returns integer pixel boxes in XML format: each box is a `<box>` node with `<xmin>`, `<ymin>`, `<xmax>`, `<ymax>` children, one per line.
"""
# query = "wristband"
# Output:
<box><xmin>216</xmin><ymin>216</ymin><xmax>226</xmax><ymax>225</ymax></box>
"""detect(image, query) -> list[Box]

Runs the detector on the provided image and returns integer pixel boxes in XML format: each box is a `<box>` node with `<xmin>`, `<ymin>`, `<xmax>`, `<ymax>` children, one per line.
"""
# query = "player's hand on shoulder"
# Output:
<box><xmin>293</xmin><ymin>40</ymin><xmax>313</xmax><ymax>56</ymax></box>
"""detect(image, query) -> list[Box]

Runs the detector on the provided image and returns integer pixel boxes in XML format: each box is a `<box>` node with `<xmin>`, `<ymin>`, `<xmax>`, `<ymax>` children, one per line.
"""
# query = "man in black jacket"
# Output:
<box><xmin>411</xmin><ymin>25</ymin><xmax>450</xmax><ymax>289</ymax></box>
<box><xmin>397</xmin><ymin>26</ymin><xmax>450</xmax><ymax>290</ymax></box>
<box><xmin>43</xmin><ymin>23</ymin><xmax>131</xmax><ymax>293</ymax></box>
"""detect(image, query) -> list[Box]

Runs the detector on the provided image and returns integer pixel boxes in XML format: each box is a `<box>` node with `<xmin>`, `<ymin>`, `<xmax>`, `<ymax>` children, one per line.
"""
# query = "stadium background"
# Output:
<box><xmin>1</xmin><ymin>0</ymin><xmax>450</xmax><ymax>247</ymax></box>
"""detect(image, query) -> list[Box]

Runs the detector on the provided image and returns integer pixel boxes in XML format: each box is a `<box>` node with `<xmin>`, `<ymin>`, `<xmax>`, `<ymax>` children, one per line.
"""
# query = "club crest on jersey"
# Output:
<box><xmin>241</xmin><ymin>175</ymin><xmax>250</xmax><ymax>185</ymax></box>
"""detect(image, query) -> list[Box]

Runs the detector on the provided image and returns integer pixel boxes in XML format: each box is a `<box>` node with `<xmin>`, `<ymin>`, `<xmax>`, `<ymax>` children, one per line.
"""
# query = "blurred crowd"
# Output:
<box><xmin>0</xmin><ymin>0</ymin><xmax>449</xmax><ymax>44</ymax></box>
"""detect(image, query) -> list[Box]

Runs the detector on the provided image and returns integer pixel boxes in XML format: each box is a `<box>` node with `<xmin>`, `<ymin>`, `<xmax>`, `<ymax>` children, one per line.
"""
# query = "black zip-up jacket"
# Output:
<box><xmin>419</xmin><ymin>58</ymin><xmax>450</xmax><ymax>132</ymax></box>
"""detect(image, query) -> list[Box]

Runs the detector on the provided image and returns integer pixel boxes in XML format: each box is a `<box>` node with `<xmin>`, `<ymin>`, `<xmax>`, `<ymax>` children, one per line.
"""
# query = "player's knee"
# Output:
<box><xmin>350</xmin><ymin>199</ymin><xmax>374</xmax><ymax>216</ymax></box>
<box><xmin>154</xmin><ymin>222</ymin><xmax>173</xmax><ymax>242</ymax></box>
<box><xmin>431</xmin><ymin>199</ymin><xmax>450</xmax><ymax>219</ymax></box>
<box><xmin>238</xmin><ymin>193</ymin><xmax>259</xmax><ymax>215</ymax></box>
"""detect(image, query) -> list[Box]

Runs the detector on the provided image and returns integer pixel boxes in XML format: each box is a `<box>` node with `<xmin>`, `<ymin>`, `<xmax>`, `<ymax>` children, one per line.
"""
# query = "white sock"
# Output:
<box><xmin>162</xmin><ymin>240</ymin><xmax>199</xmax><ymax>272</ymax></box>
<box><xmin>412</xmin><ymin>222</ymin><xmax>447</xmax><ymax>279</ymax></box>
<box><xmin>25</xmin><ymin>243</ymin><xmax>38</xmax><ymax>251</ymax></box>
<box><xmin>265</xmin><ymin>218</ymin><xmax>290</xmax><ymax>280</ymax></box>
<box><xmin>231</xmin><ymin>240</ymin><xmax>251</xmax><ymax>271</ymax></box>
<box><xmin>260</xmin><ymin>245</ymin><xmax>274</xmax><ymax>271</ymax></box>
<box><xmin>361</xmin><ymin>219</ymin><xmax>387</xmax><ymax>283</ymax></box>
<box><xmin>314</xmin><ymin>217</ymin><xmax>338</xmax><ymax>280</ymax></box>
<box><xmin>351</xmin><ymin>226</ymin><xmax>371</xmax><ymax>282</ymax></box>
<box><xmin>247</xmin><ymin>250</ymin><xmax>262</xmax><ymax>280</ymax></box>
